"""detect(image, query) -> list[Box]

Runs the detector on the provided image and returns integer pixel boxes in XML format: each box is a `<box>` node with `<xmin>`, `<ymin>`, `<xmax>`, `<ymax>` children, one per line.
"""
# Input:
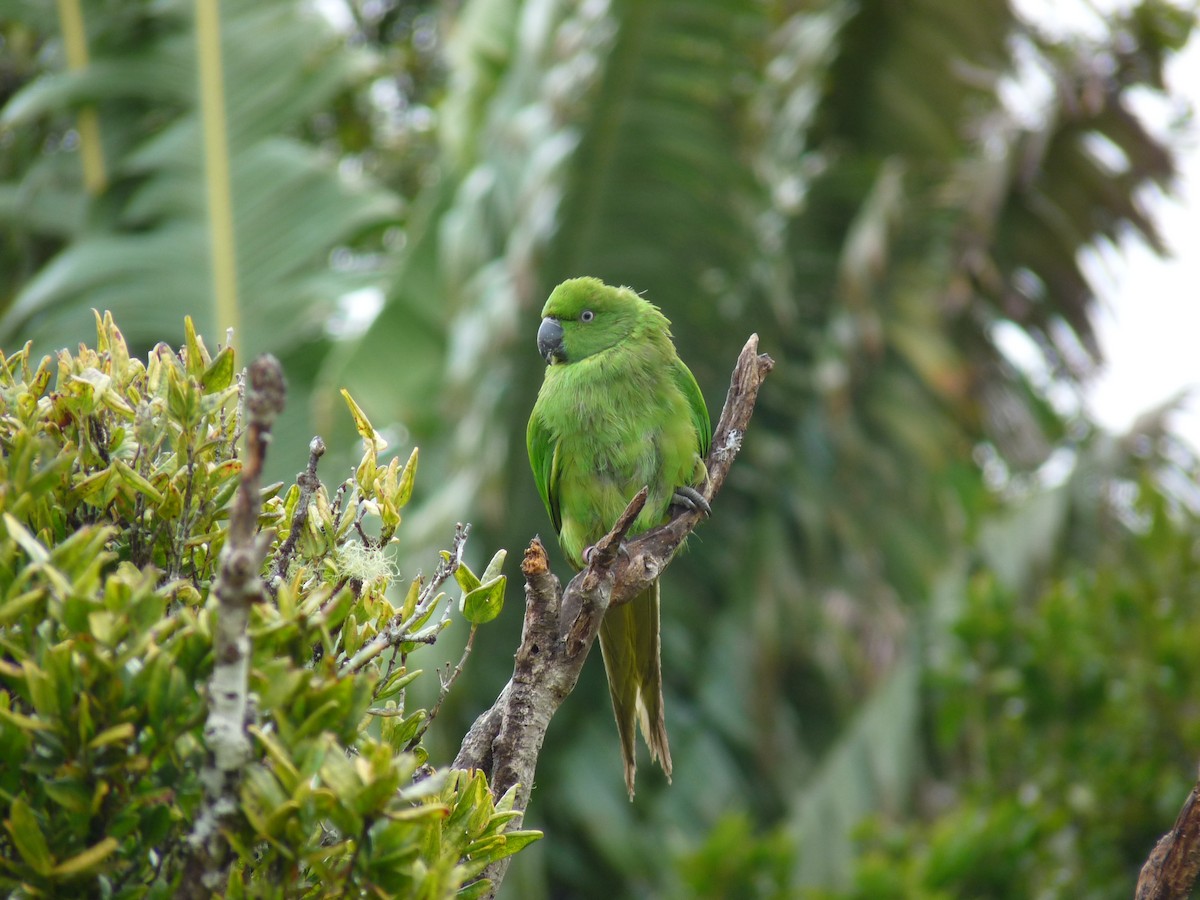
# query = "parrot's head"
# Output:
<box><xmin>537</xmin><ymin>277</ymin><xmax>653</xmax><ymax>365</ymax></box>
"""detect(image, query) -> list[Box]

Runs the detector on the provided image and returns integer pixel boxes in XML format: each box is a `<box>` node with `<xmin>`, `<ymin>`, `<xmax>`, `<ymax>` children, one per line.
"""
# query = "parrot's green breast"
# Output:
<box><xmin>536</xmin><ymin>348</ymin><xmax>699</xmax><ymax>568</ymax></box>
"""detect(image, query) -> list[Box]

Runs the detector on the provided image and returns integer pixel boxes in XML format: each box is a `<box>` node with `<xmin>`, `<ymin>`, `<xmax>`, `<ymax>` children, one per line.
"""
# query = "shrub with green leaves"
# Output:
<box><xmin>841</xmin><ymin>462</ymin><xmax>1200</xmax><ymax>899</ymax></box>
<box><xmin>0</xmin><ymin>314</ymin><xmax>536</xmax><ymax>896</ymax></box>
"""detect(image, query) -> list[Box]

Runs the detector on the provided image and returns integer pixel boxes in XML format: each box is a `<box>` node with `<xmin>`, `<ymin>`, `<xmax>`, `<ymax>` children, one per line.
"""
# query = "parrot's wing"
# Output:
<box><xmin>672</xmin><ymin>358</ymin><xmax>712</xmax><ymax>459</ymax></box>
<box><xmin>526</xmin><ymin>410</ymin><xmax>562</xmax><ymax>533</ymax></box>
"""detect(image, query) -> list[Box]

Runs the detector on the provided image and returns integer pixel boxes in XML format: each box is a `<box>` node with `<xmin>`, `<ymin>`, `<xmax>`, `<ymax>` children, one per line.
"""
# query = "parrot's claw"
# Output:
<box><xmin>584</xmin><ymin>542</ymin><xmax>631</xmax><ymax>566</ymax></box>
<box><xmin>671</xmin><ymin>485</ymin><xmax>711</xmax><ymax>516</ymax></box>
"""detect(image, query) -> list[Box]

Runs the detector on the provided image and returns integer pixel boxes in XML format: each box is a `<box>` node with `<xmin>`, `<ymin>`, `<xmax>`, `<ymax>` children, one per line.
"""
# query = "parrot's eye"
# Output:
<box><xmin>580</xmin><ymin>310</ymin><xmax>595</xmax><ymax>323</ymax></box>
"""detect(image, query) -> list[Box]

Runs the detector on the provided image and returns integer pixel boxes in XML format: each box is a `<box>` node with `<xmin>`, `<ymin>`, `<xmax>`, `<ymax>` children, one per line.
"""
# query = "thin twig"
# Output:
<box><xmin>406</xmin><ymin>626</ymin><xmax>479</xmax><ymax>752</ymax></box>
<box><xmin>268</xmin><ymin>436</ymin><xmax>325</xmax><ymax>591</ymax></box>
<box><xmin>169</xmin><ymin>444</ymin><xmax>197</xmax><ymax>582</ymax></box>
<box><xmin>341</xmin><ymin>819</ymin><xmax>370</xmax><ymax>895</ymax></box>
<box><xmin>332</xmin><ymin>476</ymin><xmax>349</xmax><ymax>524</ymax></box>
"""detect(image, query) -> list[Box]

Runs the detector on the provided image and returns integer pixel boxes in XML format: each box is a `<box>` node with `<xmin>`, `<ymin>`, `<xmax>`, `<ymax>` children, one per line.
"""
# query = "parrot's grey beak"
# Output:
<box><xmin>537</xmin><ymin>317</ymin><xmax>566</xmax><ymax>364</ymax></box>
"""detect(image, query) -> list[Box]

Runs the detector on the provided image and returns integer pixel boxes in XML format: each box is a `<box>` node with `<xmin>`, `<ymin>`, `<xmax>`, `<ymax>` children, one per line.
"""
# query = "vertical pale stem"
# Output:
<box><xmin>194</xmin><ymin>0</ymin><xmax>240</xmax><ymax>356</ymax></box>
<box><xmin>55</xmin><ymin>0</ymin><xmax>107</xmax><ymax>195</ymax></box>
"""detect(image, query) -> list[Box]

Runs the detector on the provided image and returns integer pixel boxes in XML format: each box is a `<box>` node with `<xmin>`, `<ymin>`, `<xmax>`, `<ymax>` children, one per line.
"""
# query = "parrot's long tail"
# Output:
<box><xmin>598</xmin><ymin>580</ymin><xmax>672</xmax><ymax>799</ymax></box>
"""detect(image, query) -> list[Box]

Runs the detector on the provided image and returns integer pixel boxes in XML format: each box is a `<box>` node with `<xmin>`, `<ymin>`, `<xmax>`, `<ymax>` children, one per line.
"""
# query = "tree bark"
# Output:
<box><xmin>453</xmin><ymin>334</ymin><xmax>774</xmax><ymax>898</ymax></box>
<box><xmin>1137</xmin><ymin>778</ymin><xmax>1200</xmax><ymax>900</ymax></box>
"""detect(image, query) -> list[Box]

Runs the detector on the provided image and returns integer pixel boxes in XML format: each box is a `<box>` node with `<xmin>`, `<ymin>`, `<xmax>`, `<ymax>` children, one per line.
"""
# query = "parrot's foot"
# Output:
<box><xmin>671</xmin><ymin>485</ymin><xmax>711</xmax><ymax>516</ymax></box>
<box><xmin>583</xmin><ymin>542</ymin><xmax>631</xmax><ymax>565</ymax></box>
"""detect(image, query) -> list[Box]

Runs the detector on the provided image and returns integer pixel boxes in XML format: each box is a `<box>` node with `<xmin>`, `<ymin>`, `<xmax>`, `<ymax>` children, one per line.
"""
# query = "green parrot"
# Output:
<box><xmin>527</xmin><ymin>276</ymin><xmax>711</xmax><ymax>798</ymax></box>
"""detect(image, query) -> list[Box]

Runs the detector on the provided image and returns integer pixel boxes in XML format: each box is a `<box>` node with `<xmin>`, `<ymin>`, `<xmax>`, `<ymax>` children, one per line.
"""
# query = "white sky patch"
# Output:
<box><xmin>1084</xmin><ymin>34</ymin><xmax>1200</xmax><ymax>449</ymax></box>
<box><xmin>329</xmin><ymin>286</ymin><xmax>386</xmax><ymax>339</ymax></box>
<box><xmin>309</xmin><ymin>0</ymin><xmax>354</xmax><ymax>34</ymax></box>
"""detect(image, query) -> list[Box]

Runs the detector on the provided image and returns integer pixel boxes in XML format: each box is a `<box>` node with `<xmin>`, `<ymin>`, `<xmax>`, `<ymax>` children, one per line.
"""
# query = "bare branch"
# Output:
<box><xmin>406</xmin><ymin>625</ymin><xmax>479</xmax><ymax>752</ymax></box>
<box><xmin>268</xmin><ymin>435</ymin><xmax>325</xmax><ymax>591</ymax></box>
<box><xmin>180</xmin><ymin>355</ymin><xmax>286</xmax><ymax>898</ymax></box>
<box><xmin>453</xmin><ymin>335</ymin><xmax>773</xmax><ymax>898</ymax></box>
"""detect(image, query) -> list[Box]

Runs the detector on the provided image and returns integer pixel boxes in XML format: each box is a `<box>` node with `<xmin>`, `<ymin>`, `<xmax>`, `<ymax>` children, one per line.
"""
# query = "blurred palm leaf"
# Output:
<box><xmin>0</xmin><ymin>0</ymin><xmax>399</xmax><ymax>356</ymax></box>
<box><xmin>787</xmin><ymin>645</ymin><xmax>921</xmax><ymax>888</ymax></box>
<box><xmin>0</xmin><ymin>0</ymin><xmax>404</xmax><ymax>477</ymax></box>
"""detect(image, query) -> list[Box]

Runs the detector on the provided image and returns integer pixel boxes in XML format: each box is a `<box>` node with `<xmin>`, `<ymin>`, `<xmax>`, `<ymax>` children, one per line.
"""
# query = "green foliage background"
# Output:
<box><xmin>2</xmin><ymin>0</ymin><xmax>1199</xmax><ymax>896</ymax></box>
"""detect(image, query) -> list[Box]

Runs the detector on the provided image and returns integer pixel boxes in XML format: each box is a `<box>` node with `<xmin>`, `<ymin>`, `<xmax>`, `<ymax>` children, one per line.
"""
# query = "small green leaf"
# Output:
<box><xmin>165</xmin><ymin>365</ymin><xmax>200</xmax><ymax>429</ymax></box>
<box><xmin>494</xmin><ymin>783</ymin><xmax>519</xmax><ymax>814</ymax></box>
<box><xmin>340</xmin><ymin>389</ymin><xmax>387</xmax><ymax>452</ymax></box>
<box><xmin>391</xmin><ymin>709</ymin><xmax>427</xmax><ymax>746</ymax></box>
<box><xmin>320</xmin><ymin>586</ymin><xmax>356</xmax><ymax>632</ymax></box>
<box><xmin>454</xmin><ymin>562</ymin><xmax>481</xmax><ymax>594</ymax></box>
<box><xmin>400</xmin><ymin>576</ymin><xmax>421</xmax><ymax>621</ymax></box>
<box><xmin>461</xmin><ymin>576</ymin><xmax>506</xmax><ymax>625</ymax></box>
<box><xmin>356</xmin><ymin>451</ymin><xmax>378</xmax><ymax>495</ymax></box>
<box><xmin>3</xmin><ymin>513</ymin><xmax>48</xmax><ymax>563</ymax></box>
<box><xmin>262</xmin><ymin>799</ymin><xmax>302</xmax><ymax>844</ymax></box>
<box><xmin>100</xmin><ymin>311</ymin><xmax>130</xmax><ymax>380</ymax></box>
<box><xmin>184</xmin><ymin>315</ymin><xmax>211</xmax><ymax>377</ymax></box>
<box><xmin>248</xmin><ymin>727</ymin><xmax>301</xmax><ymax>794</ymax></box>
<box><xmin>407</xmin><ymin>592</ymin><xmax>445</xmax><ymax>635</ymax></box>
<box><xmin>43</xmin><ymin>779</ymin><xmax>91</xmax><ymax>814</ymax></box>
<box><xmin>22</xmin><ymin>659</ymin><xmax>60</xmax><ymax>721</ymax></box>
<box><xmin>89</xmin><ymin>610</ymin><xmax>121</xmax><ymax>646</ymax></box>
<box><xmin>296</xmin><ymin>699</ymin><xmax>344</xmax><ymax>741</ymax></box>
<box><xmin>384</xmin><ymin>803</ymin><xmax>450</xmax><ymax>822</ymax></box>
<box><xmin>88</xmin><ymin>722</ymin><xmax>134</xmax><ymax>750</ymax></box>
<box><xmin>395</xmin><ymin>446</ymin><xmax>418</xmax><ymax>508</ymax></box>
<box><xmin>5</xmin><ymin>796</ymin><xmax>54</xmax><ymax>875</ymax></box>
<box><xmin>480</xmin><ymin>549</ymin><xmax>506</xmax><ymax>583</ymax></box>
<box><xmin>483</xmin><ymin>810</ymin><xmax>524</xmax><ymax>829</ymax></box>
<box><xmin>70</xmin><ymin>368</ymin><xmax>112</xmax><ymax>414</ymax></box>
<box><xmin>69</xmin><ymin>467</ymin><xmax>114</xmax><ymax>501</ymax></box>
<box><xmin>342</xmin><ymin>613</ymin><xmax>362</xmax><ymax>656</ymax></box>
<box><xmin>93</xmin><ymin>309</ymin><xmax>108</xmax><ymax>352</ymax></box>
<box><xmin>201</xmin><ymin>346</ymin><xmax>236</xmax><ymax>392</ymax></box>
<box><xmin>113</xmin><ymin>458</ymin><xmax>165</xmax><ymax>503</ymax></box>
<box><xmin>51</xmin><ymin>836</ymin><xmax>119</xmax><ymax>877</ymax></box>
<box><xmin>0</xmin><ymin>588</ymin><xmax>46</xmax><ymax>626</ymax></box>
<box><xmin>395</xmin><ymin>768</ymin><xmax>447</xmax><ymax>804</ymax></box>
<box><xmin>492</xmin><ymin>829</ymin><xmax>542</xmax><ymax>859</ymax></box>
<box><xmin>456</xmin><ymin>879</ymin><xmax>494</xmax><ymax>900</ymax></box>
<box><xmin>374</xmin><ymin>667</ymin><xmax>422</xmax><ymax>702</ymax></box>
<box><xmin>0</xmin><ymin>704</ymin><xmax>51</xmax><ymax>732</ymax></box>
<box><xmin>29</xmin><ymin>348</ymin><xmax>54</xmax><ymax>396</ymax></box>
<box><xmin>446</xmin><ymin>770</ymin><xmax>489</xmax><ymax>839</ymax></box>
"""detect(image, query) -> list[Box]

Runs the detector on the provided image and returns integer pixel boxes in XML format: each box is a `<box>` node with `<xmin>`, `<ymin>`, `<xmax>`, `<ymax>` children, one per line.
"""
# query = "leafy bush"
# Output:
<box><xmin>843</xmin><ymin>462</ymin><xmax>1200</xmax><ymax>898</ymax></box>
<box><xmin>0</xmin><ymin>314</ymin><xmax>536</xmax><ymax>896</ymax></box>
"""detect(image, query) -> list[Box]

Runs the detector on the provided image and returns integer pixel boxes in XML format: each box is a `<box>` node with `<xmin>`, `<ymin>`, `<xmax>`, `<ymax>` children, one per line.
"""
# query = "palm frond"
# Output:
<box><xmin>0</xmin><ymin>0</ymin><xmax>399</xmax><ymax>363</ymax></box>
